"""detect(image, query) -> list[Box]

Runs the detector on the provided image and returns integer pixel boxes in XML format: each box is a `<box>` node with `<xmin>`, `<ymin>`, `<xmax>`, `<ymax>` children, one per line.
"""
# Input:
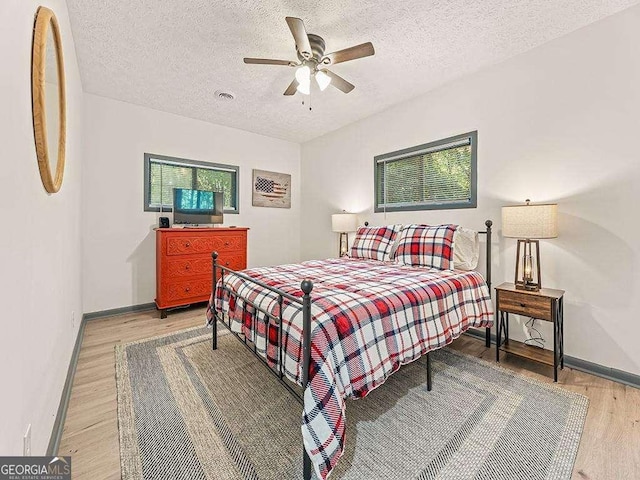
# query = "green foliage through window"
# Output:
<box><xmin>375</xmin><ymin>132</ymin><xmax>477</xmax><ymax>212</ymax></box>
<box><xmin>144</xmin><ymin>154</ymin><xmax>239</xmax><ymax>213</ymax></box>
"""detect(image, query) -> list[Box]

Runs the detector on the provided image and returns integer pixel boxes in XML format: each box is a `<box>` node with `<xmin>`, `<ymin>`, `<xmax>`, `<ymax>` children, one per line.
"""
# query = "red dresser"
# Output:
<box><xmin>155</xmin><ymin>227</ymin><xmax>249</xmax><ymax>318</ymax></box>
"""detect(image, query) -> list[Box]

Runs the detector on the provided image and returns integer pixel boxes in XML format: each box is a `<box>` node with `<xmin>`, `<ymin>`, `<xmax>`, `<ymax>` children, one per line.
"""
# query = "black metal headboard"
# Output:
<box><xmin>362</xmin><ymin>219</ymin><xmax>493</xmax><ymax>347</ymax></box>
<box><xmin>478</xmin><ymin>219</ymin><xmax>493</xmax><ymax>290</ymax></box>
<box><xmin>362</xmin><ymin>219</ymin><xmax>492</xmax><ymax>285</ymax></box>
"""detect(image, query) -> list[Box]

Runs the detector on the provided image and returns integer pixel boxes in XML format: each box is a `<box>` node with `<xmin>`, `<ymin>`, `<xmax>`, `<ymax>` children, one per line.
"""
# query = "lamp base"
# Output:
<box><xmin>514</xmin><ymin>239</ymin><xmax>542</xmax><ymax>291</ymax></box>
<box><xmin>338</xmin><ymin>232</ymin><xmax>349</xmax><ymax>257</ymax></box>
<box><xmin>515</xmin><ymin>280</ymin><xmax>540</xmax><ymax>292</ymax></box>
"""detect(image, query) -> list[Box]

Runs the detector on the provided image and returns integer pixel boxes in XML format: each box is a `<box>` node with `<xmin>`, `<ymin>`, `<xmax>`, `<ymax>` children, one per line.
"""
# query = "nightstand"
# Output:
<box><xmin>495</xmin><ymin>282</ymin><xmax>565</xmax><ymax>382</ymax></box>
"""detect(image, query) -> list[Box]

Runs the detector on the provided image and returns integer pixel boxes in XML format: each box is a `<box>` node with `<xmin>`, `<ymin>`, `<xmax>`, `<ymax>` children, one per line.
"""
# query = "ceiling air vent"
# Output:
<box><xmin>214</xmin><ymin>90</ymin><xmax>235</xmax><ymax>101</ymax></box>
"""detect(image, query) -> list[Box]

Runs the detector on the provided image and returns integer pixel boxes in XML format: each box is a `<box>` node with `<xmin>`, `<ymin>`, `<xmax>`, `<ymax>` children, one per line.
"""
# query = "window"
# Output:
<box><xmin>144</xmin><ymin>154</ymin><xmax>239</xmax><ymax>213</ymax></box>
<box><xmin>374</xmin><ymin>131</ymin><xmax>477</xmax><ymax>212</ymax></box>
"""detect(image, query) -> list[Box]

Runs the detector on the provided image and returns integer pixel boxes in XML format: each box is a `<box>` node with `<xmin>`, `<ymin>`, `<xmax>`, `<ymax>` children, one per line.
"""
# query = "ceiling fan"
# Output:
<box><xmin>244</xmin><ymin>17</ymin><xmax>375</xmax><ymax>96</ymax></box>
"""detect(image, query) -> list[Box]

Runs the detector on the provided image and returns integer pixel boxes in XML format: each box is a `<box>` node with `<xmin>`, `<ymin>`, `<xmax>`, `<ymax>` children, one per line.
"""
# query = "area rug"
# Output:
<box><xmin>116</xmin><ymin>327</ymin><xmax>588</xmax><ymax>480</ymax></box>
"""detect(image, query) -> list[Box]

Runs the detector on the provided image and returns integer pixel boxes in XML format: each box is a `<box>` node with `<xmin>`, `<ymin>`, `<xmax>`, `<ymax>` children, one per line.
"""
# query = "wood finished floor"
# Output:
<box><xmin>58</xmin><ymin>308</ymin><xmax>640</xmax><ymax>480</ymax></box>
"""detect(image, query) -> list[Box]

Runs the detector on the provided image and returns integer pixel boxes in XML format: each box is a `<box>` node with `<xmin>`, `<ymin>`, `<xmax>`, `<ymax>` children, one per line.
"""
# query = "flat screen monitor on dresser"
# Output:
<box><xmin>172</xmin><ymin>188</ymin><xmax>223</xmax><ymax>225</ymax></box>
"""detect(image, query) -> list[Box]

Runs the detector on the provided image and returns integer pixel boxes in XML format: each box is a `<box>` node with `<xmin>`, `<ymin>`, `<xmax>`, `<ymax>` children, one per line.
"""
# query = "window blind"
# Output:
<box><xmin>375</xmin><ymin>134</ymin><xmax>475</xmax><ymax>211</ymax></box>
<box><xmin>146</xmin><ymin>156</ymin><xmax>238</xmax><ymax>212</ymax></box>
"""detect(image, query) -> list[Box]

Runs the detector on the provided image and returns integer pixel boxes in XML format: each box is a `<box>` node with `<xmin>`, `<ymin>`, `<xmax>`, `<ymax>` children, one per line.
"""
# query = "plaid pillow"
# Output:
<box><xmin>391</xmin><ymin>224</ymin><xmax>458</xmax><ymax>269</ymax></box>
<box><xmin>350</xmin><ymin>225</ymin><xmax>401</xmax><ymax>261</ymax></box>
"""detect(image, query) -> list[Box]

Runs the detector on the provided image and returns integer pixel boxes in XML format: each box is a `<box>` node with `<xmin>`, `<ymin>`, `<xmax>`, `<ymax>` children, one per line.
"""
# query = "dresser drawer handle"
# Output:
<box><xmin>225</xmin><ymin>262</ymin><xmax>230</xmax><ymax>266</ymax></box>
<box><xmin>185</xmin><ymin>242</ymin><xmax>191</xmax><ymax>248</ymax></box>
<box><xmin>185</xmin><ymin>287</ymin><xmax>191</xmax><ymax>292</ymax></box>
<box><xmin>224</xmin><ymin>241</ymin><xmax>230</xmax><ymax>247</ymax></box>
<box><xmin>185</xmin><ymin>264</ymin><xmax>190</xmax><ymax>270</ymax></box>
<box><xmin>520</xmin><ymin>303</ymin><xmax>526</xmax><ymax>308</ymax></box>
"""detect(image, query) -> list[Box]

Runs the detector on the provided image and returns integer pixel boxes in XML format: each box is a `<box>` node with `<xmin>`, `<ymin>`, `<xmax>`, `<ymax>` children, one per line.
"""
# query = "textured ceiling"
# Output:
<box><xmin>67</xmin><ymin>0</ymin><xmax>638</xmax><ymax>143</ymax></box>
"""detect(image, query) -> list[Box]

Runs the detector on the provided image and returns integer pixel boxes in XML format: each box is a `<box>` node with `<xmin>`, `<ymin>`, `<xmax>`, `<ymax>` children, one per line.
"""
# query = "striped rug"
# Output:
<box><xmin>116</xmin><ymin>327</ymin><xmax>588</xmax><ymax>479</ymax></box>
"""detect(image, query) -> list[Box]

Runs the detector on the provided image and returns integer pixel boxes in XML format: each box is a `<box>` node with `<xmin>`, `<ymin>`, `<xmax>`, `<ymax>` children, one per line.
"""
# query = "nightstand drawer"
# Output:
<box><xmin>498</xmin><ymin>290</ymin><xmax>552</xmax><ymax>320</ymax></box>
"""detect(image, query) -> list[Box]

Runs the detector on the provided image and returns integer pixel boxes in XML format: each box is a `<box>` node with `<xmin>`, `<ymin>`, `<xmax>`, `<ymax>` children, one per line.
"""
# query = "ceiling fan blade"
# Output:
<box><xmin>283</xmin><ymin>78</ymin><xmax>299</xmax><ymax>96</ymax></box>
<box><xmin>321</xmin><ymin>42</ymin><xmax>375</xmax><ymax>65</ymax></box>
<box><xmin>285</xmin><ymin>17</ymin><xmax>312</xmax><ymax>59</ymax></box>
<box><xmin>244</xmin><ymin>58</ymin><xmax>296</xmax><ymax>66</ymax></box>
<box><xmin>323</xmin><ymin>70</ymin><xmax>355</xmax><ymax>93</ymax></box>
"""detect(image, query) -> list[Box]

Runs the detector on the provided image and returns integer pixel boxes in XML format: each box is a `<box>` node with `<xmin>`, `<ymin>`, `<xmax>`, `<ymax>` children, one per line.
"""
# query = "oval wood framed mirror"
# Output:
<box><xmin>32</xmin><ymin>6</ymin><xmax>66</xmax><ymax>193</ymax></box>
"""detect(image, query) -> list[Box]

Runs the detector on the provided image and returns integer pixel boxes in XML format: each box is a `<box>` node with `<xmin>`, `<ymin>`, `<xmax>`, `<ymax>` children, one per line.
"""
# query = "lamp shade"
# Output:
<box><xmin>331</xmin><ymin>213</ymin><xmax>358</xmax><ymax>233</ymax></box>
<box><xmin>502</xmin><ymin>202</ymin><xmax>558</xmax><ymax>239</ymax></box>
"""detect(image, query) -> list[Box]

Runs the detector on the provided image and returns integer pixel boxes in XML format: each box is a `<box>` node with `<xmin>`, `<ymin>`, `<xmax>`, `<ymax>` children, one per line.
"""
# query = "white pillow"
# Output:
<box><xmin>452</xmin><ymin>227</ymin><xmax>479</xmax><ymax>270</ymax></box>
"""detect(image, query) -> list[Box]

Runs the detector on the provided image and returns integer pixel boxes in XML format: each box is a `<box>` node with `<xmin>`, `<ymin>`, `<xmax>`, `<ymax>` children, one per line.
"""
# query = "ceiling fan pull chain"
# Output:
<box><xmin>301</xmin><ymin>93</ymin><xmax>312</xmax><ymax>111</ymax></box>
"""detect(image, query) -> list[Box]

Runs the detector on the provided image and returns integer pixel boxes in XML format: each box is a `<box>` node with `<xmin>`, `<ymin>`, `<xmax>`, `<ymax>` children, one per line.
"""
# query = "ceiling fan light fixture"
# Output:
<box><xmin>296</xmin><ymin>80</ymin><xmax>310</xmax><ymax>95</ymax></box>
<box><xmin>295</xmin><ymin>65</ymin><xmax>311</xmax><ymax>83</ymax></box>
<box><xmin>295</xmin><ymin>65</ymin><xmax>311</xmax><ymax>95</ymax></box>
<box><xmin>315</xmin><ymin>70</ymin><xmax>331</xmax><ymax>91</ymax></box>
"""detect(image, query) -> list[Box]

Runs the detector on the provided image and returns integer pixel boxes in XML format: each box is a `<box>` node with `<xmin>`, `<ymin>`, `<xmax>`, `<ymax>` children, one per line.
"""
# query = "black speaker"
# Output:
<box><xmin>159</xmin><ymin>217</ymin><xmax>170</xmax><ymax>228</ymax></box>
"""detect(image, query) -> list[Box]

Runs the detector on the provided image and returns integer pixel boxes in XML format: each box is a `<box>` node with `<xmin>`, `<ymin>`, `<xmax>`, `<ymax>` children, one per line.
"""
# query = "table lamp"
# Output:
<box><xmin>502</xmin><ymin>199</ymin><xmax>558</xmax><ymax>291</ymax></box>
<box><xmin>331</xmin><ymin>212</ymin><xmax>358</xmax><ymax>257</ymax></box>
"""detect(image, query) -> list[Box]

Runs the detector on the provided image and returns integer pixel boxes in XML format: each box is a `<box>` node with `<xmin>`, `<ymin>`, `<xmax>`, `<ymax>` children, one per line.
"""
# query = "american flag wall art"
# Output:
<box><xmin>252</xmin><ymin>169</ymin><xmax>291</xmax><ymax>208</ymax></box>
<box><xmin>255</xmin><ymin>177</ymin><xmax>286</xmax><ymax>198</ymax></box>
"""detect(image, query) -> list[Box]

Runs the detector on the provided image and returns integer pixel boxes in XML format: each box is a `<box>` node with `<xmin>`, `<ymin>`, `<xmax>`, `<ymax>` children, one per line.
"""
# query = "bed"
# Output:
<box><xmin>206</xmin><ymin>221</ymin><xmax>494</xmax><ymax>479</ymax></box>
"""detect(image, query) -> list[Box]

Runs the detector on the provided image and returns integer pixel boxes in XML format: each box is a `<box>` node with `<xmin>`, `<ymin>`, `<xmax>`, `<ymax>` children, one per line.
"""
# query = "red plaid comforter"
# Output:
<box><xmin>206</xmin><ymin>257</ymin><xmax>493</xmax><ymax>479</ymax></box>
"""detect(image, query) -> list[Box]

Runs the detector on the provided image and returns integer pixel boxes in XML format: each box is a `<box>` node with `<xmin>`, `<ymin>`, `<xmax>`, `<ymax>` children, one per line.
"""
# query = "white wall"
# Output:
<box><xmin>82</xmin><ymin>94</ymin><xmax>301</xmax><ymax>313</ymax></box>
<box><xmin>301</xmin><ymin>6</ymin><xmax>640</xmax><ymax>376</ymax></box>
<box><xmin>0</xmin><ymin>0</ymin><xmax>83</xmax><ymax>455</ymax></box>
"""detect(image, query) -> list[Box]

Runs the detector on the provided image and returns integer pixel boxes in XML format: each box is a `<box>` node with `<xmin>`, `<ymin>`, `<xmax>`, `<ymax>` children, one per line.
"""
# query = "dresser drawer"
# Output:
<box><xmin>166</xmin><ymin>256</ymin><xmax>211</xmax><ymax>277</ymax></box>
<box><xmin>165</xmin><ymin>276</ymin><xmax>211</xmax><ymax>303</ymax></box>
<box><xmin>213</xmin><ymin>251</ymin><xmax>246</xmax><ymax>271</ymax></box>
<box><xmin>166</xmin><ymin>252</ymin><xmax>246</xmax><ymax>277</ymax></box>
<box><xmin>498</xmin><ymin>290</ymin><xmax>552</xmax><ymax>321</ymax></box>
<box><xmin>166</xmin><ymin>234</ymin><xmax>246</xmax><ymax>256</ymax></box>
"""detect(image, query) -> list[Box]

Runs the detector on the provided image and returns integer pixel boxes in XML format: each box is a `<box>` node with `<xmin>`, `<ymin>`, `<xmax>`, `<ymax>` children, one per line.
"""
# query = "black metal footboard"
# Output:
<box><xmin>210</xmin><ymin>252</ymin><xmax>313</xmax><ymax>478</ymax></box>
<box><xmin>209</xmin><ymin>251</ymin><xmax>435</xmax><ymax>479</ymax></box>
